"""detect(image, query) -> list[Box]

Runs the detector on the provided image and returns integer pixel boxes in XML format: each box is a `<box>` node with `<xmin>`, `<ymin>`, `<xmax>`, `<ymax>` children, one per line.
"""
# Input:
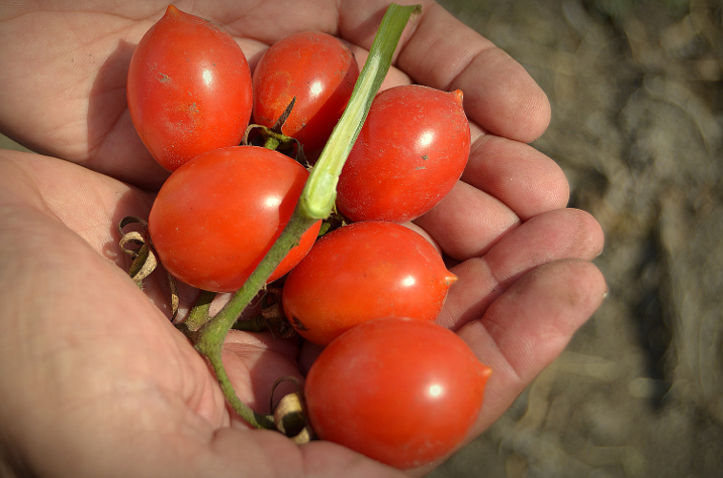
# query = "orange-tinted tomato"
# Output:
<box><xmin>127</xmin><ymin>5</ymin><xmax>253</xmax><ymax>170</ymax></box>
<box><xmin>336</xmin><ymin>85</ymin><xmax>470</xmax><ymax>222</ymax></box>
<box><xmin>305</xmin><ymin>317</ymin><xmax>491</xmax><ymax>469</ymax></box>
<box><xmin>148</xmin><ymin>146</ymin><xmax>321</xmax><ymax>292</ymax></box>
<box><xmin>252</xmin><ymin>31</ymin><xmax>358</xmax><ymax>156</ymax></box>
<box><xmin>282</xmin><ymin>221</ymin><xmax>456</xmax><ymax>344</ymax></box>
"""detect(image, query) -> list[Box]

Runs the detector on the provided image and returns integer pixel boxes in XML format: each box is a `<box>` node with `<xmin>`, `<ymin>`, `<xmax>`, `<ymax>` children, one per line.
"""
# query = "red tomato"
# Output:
<box><xmin>252</xmin><ymin>31</ymin><xmax>359</xmax><ymax>156</ymax></box>
<box><xmin>282</xmin><ymin>221</ymin><xmax>456</xmax><ymax>345</ymax></box>
<box><xmin>148</xmin><ymin>146</ymin><xmax>321</xmax><ymax>292</ymax></box>
<box><xmin>127</xmin><ymin>5</ymin><xmax>253</xmax><ymax>171</ymax></box>
<box><xmin>305</xmin><ymin>317</ymin><xmax>491</xmax><ymax>469</ymax></box>
<box><xmin>336</xmin><ymin>85</ymin><xmax>471</xmax><ymax>222</ymax></box>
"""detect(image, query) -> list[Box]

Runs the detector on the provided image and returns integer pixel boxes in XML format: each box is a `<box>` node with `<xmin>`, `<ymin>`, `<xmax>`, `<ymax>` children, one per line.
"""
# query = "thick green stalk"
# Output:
<box><xmin>183</xmin><ymin>290</ymin><xmax>216</xmax><ymax>332</ymax></box>
<box><xmin>192</xmin><ymin>3</ymin><xmax>420</xmax><ymax>429</ymax></box>
<box><xmin>299</xmin><ymin>3</ymin><xmax>421</xmax><ymax>219</ymax></box>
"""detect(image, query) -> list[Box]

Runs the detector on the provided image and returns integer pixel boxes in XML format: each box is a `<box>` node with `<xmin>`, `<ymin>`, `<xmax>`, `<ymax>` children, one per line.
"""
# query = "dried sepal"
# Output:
<box><xmin>274</xmin><ymin>391</ymin><xmax>313</xmax><ymax>444</ymax></box>
<box><xmin>270</xmin><ymin>377</ymin><xmax>313</xmax><ymax>444</ymax></box>
<box><xmin>118</xmin><ymin>216</ymin><xmax>158</xmax><ymax>288</ymax></box>
<box><xmin>243</xmin><ymin>123</ymin><xmax>306</xmax><ymax>165</ymax></box>
<box><xmin>167</xmin><ymin>272</ymin><xmax>179</xmax><ymax>320</ymax></box>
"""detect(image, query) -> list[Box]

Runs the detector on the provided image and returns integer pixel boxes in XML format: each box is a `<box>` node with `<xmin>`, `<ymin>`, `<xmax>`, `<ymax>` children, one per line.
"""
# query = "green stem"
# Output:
<box><xmin>197</xmin><ymin>212</ymin><xmax>315</xmax><ymax>343</ymax></box>
<box><xmin>298</xmin><ymin>3</ymin><xmax>420</xmax><ymax>219</ymax></box>
<box><xmin>183</xmin><ymin>290</ymin><xmax>216</xmax><ymax>332</ymax></box>
<box><xmin>263</xmin><ymin>135</ymin><xmax>281</xmax><ymax>150</ymax></box>
<box><xmin>192</xmin><ymin>2</ymin><xmax>420</xmax><ymax>429</ymax></box>
<box><xmin>198</xmin><ymin>339</ymin><xmax>274</xmax><ymax>429</ymax></box>
<box><xmin>194</xmin><ymin>212</ymin><xmax>316</xmax><ymax>427</ymax></box>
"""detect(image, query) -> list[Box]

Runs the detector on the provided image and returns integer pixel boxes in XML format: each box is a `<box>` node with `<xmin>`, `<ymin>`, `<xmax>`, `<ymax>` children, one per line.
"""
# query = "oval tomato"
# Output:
<box><xmin>305</xmin><ymin>317</ymin><xmax>491</xmax><ymax>469</ymax></box>
<box><xmin>282</xmin><ymin>221</ymin><xmax>456</xmax><ymax>345</ymax></box>
<box><xmin>336</xmin><ymin>85</ymin><xmax>471</xmax><ymax>222</ymax></box>
<box><xmin>252</xmin><ymin>31</ymin><xmax>359</xmax><ymax>156</ymax></box>
<box><xmin>127</xmin><ymin>5</ymin><xmax>253</xmax><ymax>171</ymax></box>
<box><xmin>148</xmin><ymin>146</ymin><xmax>321</xmax><ymax>292</ymax></box>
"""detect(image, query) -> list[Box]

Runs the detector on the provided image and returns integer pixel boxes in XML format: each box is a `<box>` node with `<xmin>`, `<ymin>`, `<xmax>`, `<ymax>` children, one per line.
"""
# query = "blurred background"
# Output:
<box><xmin>1</xmin><ymin>1</ymin><xmax>720</xmax><ymax>476</ymax></box>
<box><xmin>430</xmin><ymin>0</ymin><xmax>722</xmax><ymax>476</ymax></box>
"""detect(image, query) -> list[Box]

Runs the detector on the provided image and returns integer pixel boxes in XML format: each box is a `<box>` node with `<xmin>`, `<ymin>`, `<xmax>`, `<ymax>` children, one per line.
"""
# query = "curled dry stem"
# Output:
<box><xmin>191</xmin><ymin>2</ymin><xmax>420</xmax><ymax>430</ymax></box>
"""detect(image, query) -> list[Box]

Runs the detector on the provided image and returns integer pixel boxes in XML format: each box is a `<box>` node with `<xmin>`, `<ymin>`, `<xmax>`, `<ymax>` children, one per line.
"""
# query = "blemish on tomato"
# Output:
<box><xmin>291</xmin><ymin>316</ymin><xmax>309</xmax><ymax>331</ymax></box>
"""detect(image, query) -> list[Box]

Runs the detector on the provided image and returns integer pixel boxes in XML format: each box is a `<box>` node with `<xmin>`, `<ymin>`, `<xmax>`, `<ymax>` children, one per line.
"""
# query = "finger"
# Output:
<box><xmin>0</xmin><ymin>150</ymin><xmax>185</xmax><ymax>315</ymax></box>
<box><xmin>219</xmin><ymin>1</ymin><xmax>341</xmax><ymax>44</ymax></box>
<box><xmin>459</xmin><ymin>260</ymin><xmax>607</xmax><ymax>432</ymax></box>
<box><xmin>414</xmin><ymin>138</ymin><xmax>572</xmax><ymax>261</ymax></box>
<box><xmin>339</xmin><ymin>0</ymin><xmax>551</xmax><ymax>142</ymax></box>
<box><xmin>0</xmin><ymin>150</ymin><xmax>153</xmax><ymax>256</ymax></box>
<box><xmin>347</xmin><ymin>47</ymin><xmax>413</xmax><ymax>91</ymax></box>
<box><xmin>0</xmin><ymin>7</ymin><xmax>166</xmax><ymax>188</ymax></box>
<box><xmin>397</xmin><ymin>2</ymin><xmax>551</xmax><ymax>142</ymax></box>
<box><xmin>414</xmin><ymin>180</ymin><xmax>520</xmax><ymax>261</ymax></box>
<box><xmin>205</xmin><ymin>427</ymin><xmax>406</xmax><ymax>478</ymax></box>
<box><xmin>222</xmin><ymin>331</ymin><xmax>303</xmax><ymax>419</ymax></box>
<box><xmin>0</xmin><ymin>150</ymin><xmax>238</xmax><ymax>466</ymax></box>
<box><xmin>438</xmin><ymin>208</ymin><xmax>604</xmax><ymax>329</ymax></box>
<box><xmin>463</xmin><ymin>135</ymin><xmax>570</xmax><ymax>219</ymax></box>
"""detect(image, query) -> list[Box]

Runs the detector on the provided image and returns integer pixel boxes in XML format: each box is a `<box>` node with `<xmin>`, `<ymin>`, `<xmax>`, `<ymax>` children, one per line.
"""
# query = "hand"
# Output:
<box><xmin>0</xmin><ymin>1</ymin><xmax>606</xmax><ymax>477</ymax></box>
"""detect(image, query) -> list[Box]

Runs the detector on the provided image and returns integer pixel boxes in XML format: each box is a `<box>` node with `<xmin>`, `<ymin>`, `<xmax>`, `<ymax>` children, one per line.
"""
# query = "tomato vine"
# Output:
<box><xmin>186</xmin><ymin>3</ymin><xmax>421</xmax><ymax>430</ymax></box>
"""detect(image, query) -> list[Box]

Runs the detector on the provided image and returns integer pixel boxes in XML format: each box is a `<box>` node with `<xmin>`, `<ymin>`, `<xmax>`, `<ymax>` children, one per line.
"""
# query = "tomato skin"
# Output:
<box><xmin>305</xmin><ymin>317</ymin><xmax>491</xmax><ymax>469</ymax></box>
<box><xmin>252</xmin><ymin>31</ymin><xmax>359</xmax><ymax>156</ymax></box>
<box><xmin>336</xmin><ymin>85</ymin><xmax>471</xmax><ymax>222</ymax></box>
<box><xmin>148</xmin><ymin>146</ymin><xmax>321</xmax><ymax>292</ymax></box>
<box><xmin>282</xmin><ymin>221</ymin><xmax>456</xmax><ymax>345</ymax></box>
<box><xmin>127</xmin><ymin>5</ymin><xmax>253</xmax><ymax>171</ymax></box>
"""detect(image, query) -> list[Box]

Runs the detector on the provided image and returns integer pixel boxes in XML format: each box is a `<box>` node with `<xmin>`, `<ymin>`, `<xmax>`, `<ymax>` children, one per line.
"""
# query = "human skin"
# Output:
<box><xmin>0</xmin><ymin>1</ymin><xmax>606</xmax><ymax>477</ymax></box>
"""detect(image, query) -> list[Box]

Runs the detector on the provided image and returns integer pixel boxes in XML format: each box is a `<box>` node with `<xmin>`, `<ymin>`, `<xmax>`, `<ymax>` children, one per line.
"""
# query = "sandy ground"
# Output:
<box><xmin>1</xmin><ymin>1</ymin><xmax>721</xmax><ymax>477</ymax></box>
<box><xmin>429</xmin><ymin>0</ymin><xmax>722</xmax><ymax>476</ymax></box>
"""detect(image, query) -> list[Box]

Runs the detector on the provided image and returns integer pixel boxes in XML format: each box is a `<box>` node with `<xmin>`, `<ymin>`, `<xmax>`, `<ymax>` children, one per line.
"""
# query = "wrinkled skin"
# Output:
<box><xmin>0</xmin><ymin>1</ymin><xmax>606</xmax><ymax>477</ymax></box>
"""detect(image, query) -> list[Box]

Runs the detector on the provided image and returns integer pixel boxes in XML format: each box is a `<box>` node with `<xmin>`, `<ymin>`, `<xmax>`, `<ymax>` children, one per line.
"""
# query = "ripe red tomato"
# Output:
<box><xmin>281</xmin><ymin>221</ymin><xmax>456</xmax><ymax>345</ymax></box>
<box><xmin>148</xmin><ymin>146</ymin><xmax>321</xmax><ymax>292</ymax></box>
<box><xmin>336</xmin><ymin>85</ymin><xmax>471</xmax><ymax>222</ymax></box>
<box><xmin>305</xmin><ymin>317</ymin><xmax>491</xmax><ymax>469</ymax></box>
<box><xmin>127</xmin><ymin>5</ymin><xmax>253</xmax><ymax>171</ymax></box>
<box><xmin>252</xmin><ymin>31</ymin><xmax>359</xmax><ymax>156</ymax></box>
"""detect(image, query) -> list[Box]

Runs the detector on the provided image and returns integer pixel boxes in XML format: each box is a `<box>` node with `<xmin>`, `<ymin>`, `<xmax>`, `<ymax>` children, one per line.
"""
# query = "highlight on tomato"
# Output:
<box><xmin>252</xmin><ymin>31</ymin><xmax>359</xmax><ymax>157</ymax></box>
<box><xmin>127</xmin><ymin>5</ymin><xmax>253</xmax><ymax>171</ymax></box>
<box><xmin>148</xmin><ymin>146</ymin><xmax>321</xmax><ymax>292</ymax></box>
<box><xmin>304</xmin><ymin>317</ymin><xmax>491</xmax><ymax>469</ymax></box>
<box><xmin>281</xmin><ymin>221</ymin><xmax>457</xmax><ymax>345</ymax></box>
<box><xmin>336</xmin><ymin>85</ymin><xmax>471</xmax><ymax>222</ymax></box>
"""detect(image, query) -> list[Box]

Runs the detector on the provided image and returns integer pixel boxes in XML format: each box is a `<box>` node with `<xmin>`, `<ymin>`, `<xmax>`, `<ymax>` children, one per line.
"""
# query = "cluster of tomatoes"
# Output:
<box><xmin>127</xmin><ymin>5</ymin><xmax>490</xmax><ymax>470</ymax></box>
